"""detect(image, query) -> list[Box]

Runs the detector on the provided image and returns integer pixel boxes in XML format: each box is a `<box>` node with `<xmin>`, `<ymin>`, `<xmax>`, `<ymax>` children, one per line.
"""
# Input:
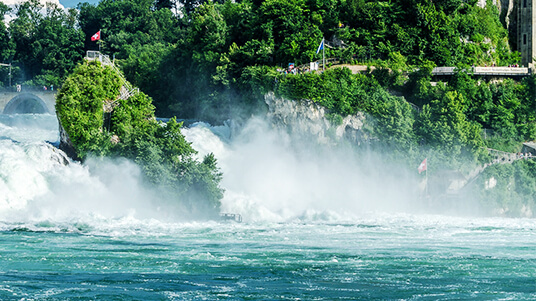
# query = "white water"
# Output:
<box><xmin>0</xmin><ymin>113</ymin><xmax>460</xmax><ymax>227</ymax></box>
<box><xmin>0</xmin><ymin>114</ymin><xmax>171</xmax><ymax>226</ymax></box>
<box><xmin>183</xmin><ymin>117</ymin><xmax>420</xmax><ymax>222</ymax></box>
<box><xmin>3</xmin><ymin>114</ymin><xmax>536</xmax><ymax>300</ymax></box>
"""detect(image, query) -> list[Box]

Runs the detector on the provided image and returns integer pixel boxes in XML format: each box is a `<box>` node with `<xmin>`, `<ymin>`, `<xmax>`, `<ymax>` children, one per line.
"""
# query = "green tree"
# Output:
<box><xmin>415</xmin><ymin>90</ymin><xmax>485</xmax><ymax>165</ymax></box>
<box><xmin>0</xmin><ymin>3</ymin><xmax>15</xmax><ymax>87</ymax></box>
<box><xmin>258</xmin><ymin>0</ymin><xmax>322</xmax><ymax>64</ymax></box>
<box><xmin>154</xmin><ymin>0</ymin><xmax>175</xmax><ymax>10</ymax></box>
<box><xmin>0</xmin><ymin>3</ymin><xmax>14</xmax><ymax>62</ymax></box>
<box><xmin>9</xmin><ymin>0</ymin><xmax>84</xmax><ymax>87</ymax></box>
<box><xmin>78</xmin><ymin>0</ymin><xmax>180</xmax><ymax>57</ymax></box>
<box><xmin>56</xmin><ymin>60</ymin><xmax>223</xmax><ymax>217</ymax></box>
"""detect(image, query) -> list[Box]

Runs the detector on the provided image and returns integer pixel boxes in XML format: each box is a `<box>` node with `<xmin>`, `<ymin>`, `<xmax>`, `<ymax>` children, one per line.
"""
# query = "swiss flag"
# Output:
<box><xmin>418</xmin><ymin>158</ymin><xmax>427</xmax><ymax>174</ymax></box>
<box><xmin>91</xmin><ymin>30</ymin><xmax>101</xmax><ymax>41</ymax></box>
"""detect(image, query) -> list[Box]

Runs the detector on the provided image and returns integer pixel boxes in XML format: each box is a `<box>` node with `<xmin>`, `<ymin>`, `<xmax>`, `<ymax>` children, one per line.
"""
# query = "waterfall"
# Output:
<box><xmin>182</xmin><ymin>94</ymin><xmax>420</xmax><ymax>222</ymax></box>
<box><xmin>0</xmin><ymin>95</ymin><xmax>421</xmax><ymax>225</ymax></box>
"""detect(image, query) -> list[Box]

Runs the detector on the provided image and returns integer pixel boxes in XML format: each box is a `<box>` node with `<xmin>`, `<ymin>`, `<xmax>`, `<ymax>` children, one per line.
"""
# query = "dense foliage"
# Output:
<box><xmin>1</xmin><ymin>0</ymin><xmax>84</xmax><ymax>87</ymax></box>
<box><xmin>91</xmin><ymin>0</ymin><xmax>519</xmax><ymax>120</ymax></box>
<box><xmin>56</xmin><ymin>60</ymin><xmax>223</xmax><ymax>218</ymax></box>
<box><xmin>5</xmin><ymin>0</ymin><xmax>536</xmax><ymax>215</ymax></box>
<box><xmin>0</xmin><ymin>0</ymin><xmax>521</xmax><ymax>112</ymax></box>
<box><xmin>2</xmin><ymin>0</ymin><xmax>515</xmax><ymax>116</ymax></box>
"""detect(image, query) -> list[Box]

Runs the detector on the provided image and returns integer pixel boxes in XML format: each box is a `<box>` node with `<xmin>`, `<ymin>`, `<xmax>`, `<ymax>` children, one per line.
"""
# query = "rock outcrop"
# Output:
<box><xmin>264</xmin><ymin>92</ymin><xmax>367</xmax><ymax>145</ymax></box>
<box><xmin>57</xmin><ymin>113</ymin><xmax>80</xmax><ymax>162</ymax></box>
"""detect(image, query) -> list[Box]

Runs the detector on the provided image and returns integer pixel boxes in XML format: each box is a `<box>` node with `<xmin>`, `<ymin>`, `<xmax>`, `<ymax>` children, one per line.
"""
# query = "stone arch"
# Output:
<box><xmin>3</xmin><ymin>93</ymin><xmax>49</xmax><ymax>114</ymax></box>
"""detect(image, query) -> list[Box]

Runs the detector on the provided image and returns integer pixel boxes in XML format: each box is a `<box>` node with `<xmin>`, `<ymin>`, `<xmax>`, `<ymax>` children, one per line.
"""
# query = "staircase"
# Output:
<box><xmin>458</xmin><ymin>148</ymin><xmax>535</xmax><ymax>191</ymax></box>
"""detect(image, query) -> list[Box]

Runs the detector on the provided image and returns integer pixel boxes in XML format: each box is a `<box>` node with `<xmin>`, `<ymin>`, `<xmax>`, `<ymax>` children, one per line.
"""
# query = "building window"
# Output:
<box><xmin>524</xmin><ymin>34</ymin><xmax>527</xmax><ymax>45</ymax></box>
<box><xmin>524</xmin><ymin>0</ymin><xmax>528</xmax><ymax>7</ymax></box>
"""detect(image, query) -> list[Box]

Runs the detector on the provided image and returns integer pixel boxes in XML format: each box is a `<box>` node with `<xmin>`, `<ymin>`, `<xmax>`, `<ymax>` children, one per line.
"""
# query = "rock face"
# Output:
<box><xmin>43</xmin><ymin>142</ymin><xmax>70</xmax><ymax>166</ymax></box>
<box><xmin>478</xmin><ymin>0</ymin><xmax>513</xmax><ymax>17</ymax></box>
<box><xmin>475</xmin><ymin>0</ymin><xmax>515</xmax><ymax>31</ymax></box>
<box><xmin>500</xmin><ymin>0</ymin><xmax>515</xmax><ymax>26</ymax></box>
<box><xmin>474</xmin><ymin>0</ymin><xmax>516</xmax><ymax>41</ymax></box>
<box><xmin>264</xmin><ymin>92</ymin><xmax>366</xmax><ymax>145</ymax></box>
<box><xmin>57</xmin><ymin>113</ymin><xmax>80</xmax><ymax>162</ymax></box>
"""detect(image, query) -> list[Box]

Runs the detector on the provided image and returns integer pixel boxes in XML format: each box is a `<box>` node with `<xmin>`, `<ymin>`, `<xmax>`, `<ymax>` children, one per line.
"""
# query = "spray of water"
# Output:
<box><xmin>183</xmin><ymin>116</ymin><xmax>420</xmax><ymax>223</ymax></box>
<box><xmin>0</xmin><ymin>115</ymin><xmax>197</xmax><ymax>230</ymax></box>
<box><xmin>0</xmin><ymin>109</ymin><xmax>427</xmax><ymax>227</ymax></box>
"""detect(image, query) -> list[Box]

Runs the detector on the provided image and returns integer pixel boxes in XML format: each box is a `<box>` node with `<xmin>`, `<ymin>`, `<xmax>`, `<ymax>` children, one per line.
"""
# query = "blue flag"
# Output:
<box><xmin>316</xmin><ymin>38</ymin><xmax>324</xmax><ymax>55</ymax></box>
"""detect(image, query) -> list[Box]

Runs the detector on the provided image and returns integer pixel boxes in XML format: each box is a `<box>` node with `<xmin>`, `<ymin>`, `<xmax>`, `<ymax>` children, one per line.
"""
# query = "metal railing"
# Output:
<box><xmin>85</xmin><ymin>51</ymin><xmax>139</xmax><ymax>100</ymax></box>
<box><xmin>432</xmin><ymin>66</ymin><xmax>530</xmax><ymax>76</ymax></box>
<box><xmin>0</xmin><ymin>86</ymin><xmax>57</xmax><ymax>93</ymax></box>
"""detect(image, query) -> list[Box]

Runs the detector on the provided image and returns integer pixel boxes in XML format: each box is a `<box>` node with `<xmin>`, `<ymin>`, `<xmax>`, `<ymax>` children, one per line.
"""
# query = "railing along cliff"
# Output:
<box><xmin>459</xmin><ymin>148</ymin><xmax>536</xmax><ymax>192</ymax></box>
<box><xmin>85</xmin><ymin>51</ymin><xmax>139</xmax><ymax>101</ymax></box>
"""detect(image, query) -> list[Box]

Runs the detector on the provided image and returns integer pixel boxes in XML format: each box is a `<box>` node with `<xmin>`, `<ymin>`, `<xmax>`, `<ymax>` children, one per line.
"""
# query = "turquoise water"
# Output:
<box><xmin>1</xmin><ymin>218</ymin><xmax>536</xmax><ymax>300</ymax></box>
<box><xmin>1</xmin><ymin>114</ymin><xmax>536</xmax><ymax>300</ymax></box>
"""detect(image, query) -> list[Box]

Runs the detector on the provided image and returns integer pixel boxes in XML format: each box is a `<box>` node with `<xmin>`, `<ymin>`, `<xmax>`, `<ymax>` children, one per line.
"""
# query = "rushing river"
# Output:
<box><xmin>1</xmin><ymin>113</ymin><xmax>536</xmax><ymax>300</ymax></box>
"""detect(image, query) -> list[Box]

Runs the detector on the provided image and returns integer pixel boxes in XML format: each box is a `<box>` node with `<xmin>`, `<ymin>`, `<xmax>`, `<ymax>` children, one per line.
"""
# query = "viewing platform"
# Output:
<box><xmin>432</xmin><ymin>66</ymin><xmax>530</xmax><ymax>77</ymax></box>
<box><xmin>329</xmin><ymin>64</ymin><xmax>531</xmax><ymax>78</ymax></box>
<box><xmin>85</xmin><ymin>51</ymin><xmax>139</xmax><ymax>101</ymax></box>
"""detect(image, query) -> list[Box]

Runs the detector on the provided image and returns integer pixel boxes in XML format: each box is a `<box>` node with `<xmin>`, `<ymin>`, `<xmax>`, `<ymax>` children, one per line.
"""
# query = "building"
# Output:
<box><xmin>518</xmin><ymin>0</ymin><xmax>536</xmax><ymax>67</ymax></box>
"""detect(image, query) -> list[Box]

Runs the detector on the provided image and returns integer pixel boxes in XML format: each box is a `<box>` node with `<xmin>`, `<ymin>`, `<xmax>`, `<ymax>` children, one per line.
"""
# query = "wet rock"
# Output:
<box><xmin>57</xmin><ymin>113</ymin><xmax>80</xmax><ymax>162</ymax></box>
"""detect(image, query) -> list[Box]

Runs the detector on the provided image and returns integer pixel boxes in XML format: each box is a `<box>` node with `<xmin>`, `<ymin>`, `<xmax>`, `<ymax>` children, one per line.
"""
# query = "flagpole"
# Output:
<box><xmin>322</xmin><ymin>37</ymin><xmax>325</xmax><ymax>71</ymax></box>
<box><xmin>418</xmin><ymin>158</ymin><xmax>428</xmax><ymax>197</ymax></box>
<box><xmin>98</xmin><ymin>29</ymin><xmax>101</xmax><ymax>52</ymax></box>
<box><xmin>425</xmin><ymin>167</ymin><xmax>428</xmax><ymax>196</ymax></box>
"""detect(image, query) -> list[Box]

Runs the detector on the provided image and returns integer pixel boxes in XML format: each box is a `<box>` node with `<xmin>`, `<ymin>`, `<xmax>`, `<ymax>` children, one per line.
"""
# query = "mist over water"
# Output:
<box><xmin>0</xmin><ymin>112</ymin><xmax>429</xmax><ymax>226</ymax></box>
<box><xmin>0</xmin><ymin>108</ymin><xmax>486</xmax><ymax>228</ymax></box>
<box><xmin>183</xmin><ymin>116</ymin><xmax>420</xmax><ymax>222</ymax></box>
<box><xmin>0</xmin><ymin>114</ymin><xmax>185</xmax><ymax>228</ymax></box>
<box><xmin>3</xmin><ymin>114</ymin><xmax>536</xmax><ymax>300</ymax></box>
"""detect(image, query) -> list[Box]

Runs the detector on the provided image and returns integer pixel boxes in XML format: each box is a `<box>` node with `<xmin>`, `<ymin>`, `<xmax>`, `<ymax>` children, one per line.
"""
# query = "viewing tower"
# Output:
<box><xmin>518</xmin><ymin>0</ymin><xmax>536</xmax><ymax>67</ymax></box>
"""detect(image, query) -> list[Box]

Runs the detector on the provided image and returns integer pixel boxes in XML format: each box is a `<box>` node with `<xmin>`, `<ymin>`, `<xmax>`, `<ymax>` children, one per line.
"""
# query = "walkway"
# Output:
<box><xmin>326</xmin><ymin>64</ymin><xmax>530</xmax><ymax>77</ymax></box>
<box><xmin>432</xmin><ymin>66</ymin><xmax>530</xmax><ymax>77</ymax></box>
<box><xmin>315</xmin><ymin>59</ymin><xmax>531</xmax><ymax>77</ymax></box>
<box><xmin>458</xmin><ymin>148</ymin><xmax>535</xmax><ymax>192</ymax></box>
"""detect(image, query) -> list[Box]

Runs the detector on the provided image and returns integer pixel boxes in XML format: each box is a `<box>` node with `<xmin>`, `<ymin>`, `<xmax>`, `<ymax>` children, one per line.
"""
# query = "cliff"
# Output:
<box><xmin>264</xmin><ymin>92</ymin><xmax>367</xmax><ymax>145</ymax></box>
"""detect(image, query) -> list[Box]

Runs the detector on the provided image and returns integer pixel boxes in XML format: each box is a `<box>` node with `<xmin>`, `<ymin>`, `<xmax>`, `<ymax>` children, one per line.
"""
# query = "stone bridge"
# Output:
<box><xmin>0</xmin><ymin>90</ymin><xmax>57</xmax><ymax>114</ymax></box>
